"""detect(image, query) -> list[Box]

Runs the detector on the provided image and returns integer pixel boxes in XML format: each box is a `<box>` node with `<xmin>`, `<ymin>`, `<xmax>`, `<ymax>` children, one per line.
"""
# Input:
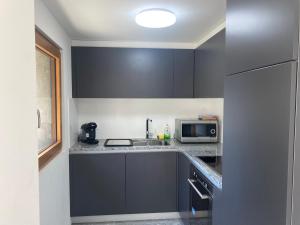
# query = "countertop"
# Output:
<box><xmin>70</xmin><ymin>139</ymin><xmax>223</xmax><ymax>190</ymax></box>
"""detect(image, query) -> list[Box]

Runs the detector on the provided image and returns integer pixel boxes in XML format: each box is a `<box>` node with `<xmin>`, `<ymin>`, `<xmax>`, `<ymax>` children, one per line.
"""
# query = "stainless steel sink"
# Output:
<box><xmin>132</xmin><ymin>140</ymin><xmax>148</xmax><ymax>146</ymax></box>
<box><xmin>132</xmin><ymin>139</ymin><xmax>170</xmax><ymax>146</ymax></box>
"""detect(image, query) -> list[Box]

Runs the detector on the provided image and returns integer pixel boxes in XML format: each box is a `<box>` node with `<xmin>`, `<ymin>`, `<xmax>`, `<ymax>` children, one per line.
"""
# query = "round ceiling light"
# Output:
<box><xmin>135</xmin><ymin>9</ymin><xmax>176</xmax><ymax>28</ymax></box>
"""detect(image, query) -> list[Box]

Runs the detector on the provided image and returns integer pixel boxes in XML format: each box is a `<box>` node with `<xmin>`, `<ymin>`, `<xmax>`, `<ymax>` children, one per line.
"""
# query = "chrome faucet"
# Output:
<box><xmin>146</xmin><ymin>118</ymin><xmax>152</xmax><ymax>139</ymax></box>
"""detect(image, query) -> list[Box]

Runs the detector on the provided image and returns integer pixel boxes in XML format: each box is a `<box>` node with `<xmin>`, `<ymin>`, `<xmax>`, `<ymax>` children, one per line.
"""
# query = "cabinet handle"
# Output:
<box><xmin>187</xmin><ymin>178</ymin><xmax>210</xmax><ymax>200</ymax></box>
<box><xmin>37</xmin><ymin>109</ymin><xmax>41</xmax><ymax>128</ymax></box>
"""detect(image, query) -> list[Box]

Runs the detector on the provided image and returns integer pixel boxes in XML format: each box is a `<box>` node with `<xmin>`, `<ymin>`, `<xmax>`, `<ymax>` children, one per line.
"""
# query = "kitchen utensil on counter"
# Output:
<box><xmin>157</xmin><ymin>133</ymin><xmax>165</xmax><ymax>140</ymax></box>
<box><xmin>78</xmin><ymin>122</ymin><xmax>99</xmax><ymax>145</ymax></box>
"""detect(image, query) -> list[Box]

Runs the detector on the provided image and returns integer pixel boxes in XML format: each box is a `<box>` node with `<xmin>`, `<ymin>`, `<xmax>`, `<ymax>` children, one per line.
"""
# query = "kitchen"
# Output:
<box><xmin>69</xmin><ymin>23</ymin><xmax>224</xmax><ymax>225</ymax></box>
<box><xmin>1</xmin><ymin>0</ymin><xmax>300</xmax><ymax>225</ymax></box>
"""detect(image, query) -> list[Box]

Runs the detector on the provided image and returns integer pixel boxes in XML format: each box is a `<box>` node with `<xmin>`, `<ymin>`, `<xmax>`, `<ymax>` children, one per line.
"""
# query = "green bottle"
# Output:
<box><xmin>164</xmin><ymin>124</ymin><xmax>171</xmax><ymax>140</ymax></box>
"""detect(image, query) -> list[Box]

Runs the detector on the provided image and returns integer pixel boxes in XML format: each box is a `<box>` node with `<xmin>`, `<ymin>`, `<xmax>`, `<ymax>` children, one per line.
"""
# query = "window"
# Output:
<box><xmin>35</xmin><ymin>29</ymin><xmax>62</xmax><ymax>169</ymax></box>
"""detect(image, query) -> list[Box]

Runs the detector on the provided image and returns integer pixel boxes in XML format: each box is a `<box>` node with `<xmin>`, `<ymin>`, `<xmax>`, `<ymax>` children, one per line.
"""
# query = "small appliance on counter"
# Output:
<box><xmin>175</xmin><ymin>117</ymin><xmax>219</xmax><ymax>143</ymax></box>
<box><xmin>78</xmin><ymin>122</ymin><xmax>99</xmax><ymax>145</ymax></box>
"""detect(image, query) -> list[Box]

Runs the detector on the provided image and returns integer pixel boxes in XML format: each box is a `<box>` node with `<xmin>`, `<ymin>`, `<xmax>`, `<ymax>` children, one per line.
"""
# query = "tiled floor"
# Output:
<box><xmin>74</xmin><ymin>218</ymin><xmax>209</xmax><ymax>225</ymax></box>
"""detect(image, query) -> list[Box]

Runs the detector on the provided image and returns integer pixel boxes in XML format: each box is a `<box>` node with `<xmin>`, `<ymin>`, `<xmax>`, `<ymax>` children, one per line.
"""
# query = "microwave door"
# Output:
<box><xmin>181</xmin><ymin>123</ymin><xmax>217</xmax><ymax>143</ymax></box>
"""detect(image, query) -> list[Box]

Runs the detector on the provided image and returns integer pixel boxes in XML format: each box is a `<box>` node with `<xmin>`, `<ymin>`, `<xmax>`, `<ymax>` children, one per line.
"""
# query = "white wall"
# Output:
<box><xmin>35</xmin><ymin>0</ymin><xmax>76</xmax><ymax>225</ymax></box>
<box><xmin>77</xmin><ymin>98</ymin><xmax>224</xmax><ymax>141</ymax></box>
<box><xmin>0</xmin><ymin>0</ymin><xmax>39</xmax><ymax>225</ymax></box>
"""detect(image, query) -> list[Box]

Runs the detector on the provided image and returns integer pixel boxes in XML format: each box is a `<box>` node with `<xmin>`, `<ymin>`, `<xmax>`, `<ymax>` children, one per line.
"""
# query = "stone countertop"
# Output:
<box><xmin>70</xmin><ymin>139</ymin><xmax>223</xmax><ymax>190</ymax></box>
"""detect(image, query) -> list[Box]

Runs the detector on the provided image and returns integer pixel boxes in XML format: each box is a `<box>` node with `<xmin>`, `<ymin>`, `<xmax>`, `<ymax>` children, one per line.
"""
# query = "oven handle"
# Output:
<box><xmin>187</xmin><ymin>178</ymin><xmax>210</xmax><ymax>200</ymax></box>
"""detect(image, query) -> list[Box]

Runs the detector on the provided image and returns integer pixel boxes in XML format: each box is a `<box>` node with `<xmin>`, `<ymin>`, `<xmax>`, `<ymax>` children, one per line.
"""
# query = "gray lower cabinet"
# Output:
<box><xmin>69</xmin><ymin>152</ymin><xmax>178</xmax><ymax>216</ymax></box>
<box><xmin>69</xmin><ymin>154</ymin><xmax>126</xmax><ymax>217</ymax></box>
<box><xmin>194</xmin><ymin>29</ymin><xmax>225</xmax><ymax>98</ymax></box>
<box><xmin>125</xmin><ymin>152</ymin><xmax>177</xmax><ymax>213</ymax></box>
<box><xmin>72</xmin><ymin>47</ymin><xmax>195</xmax><ymax>98</ymax></box>
<box><xmin>178</xmin><ymin>152</ymin><xmax>190</xmax><ymax>218</ymax></box>
<box><xmin>212</xmin><ymin>188</ymin><xmax>222</xmax><ymax>225</ymax></box>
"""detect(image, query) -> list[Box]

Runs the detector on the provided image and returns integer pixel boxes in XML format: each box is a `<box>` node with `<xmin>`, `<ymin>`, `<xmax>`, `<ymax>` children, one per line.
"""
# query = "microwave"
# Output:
<box><xmin>175</xmin><ymin>119</ymin><xmax>218</xmax><ymax>143</ymax></box>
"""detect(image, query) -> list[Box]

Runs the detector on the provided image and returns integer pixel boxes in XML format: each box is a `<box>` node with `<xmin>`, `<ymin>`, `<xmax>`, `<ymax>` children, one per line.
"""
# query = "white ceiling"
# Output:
<box><xmin>42</xmin><ymin>0</ymin><xmax>226</xmax><ymax>47</ymax></box>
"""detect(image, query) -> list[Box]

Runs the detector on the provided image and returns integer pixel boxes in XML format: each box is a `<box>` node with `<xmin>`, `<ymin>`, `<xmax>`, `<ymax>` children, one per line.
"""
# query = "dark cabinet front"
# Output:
<box><xmin>72</xmin><ymin>47</ymin><xmax>195</xmax><ymax>98</ymax></box>
<box><xmin>72</xmin><ymin>46</ymin><xmax>228</xmax><ymax>98</ymax></box>
<box><xmin>194</xmin><ymin>29</ymin><xmax>225</xmax><ymax>98</ymax></box>
<box><xmin>212</xmin><ymin>188</ymin><xmax>223</xmax><ymax>225</ymax></box>
<box><xmin>126</xmin><ymin>152</ymin><xmax>177</xmax><ymax>213</ymax></box>
<box><xmin>226</xmin><ymin>0</ymin><xmax>298</xmax><ymax>75</ymax></box>
<box><xmin>69</xmin><ymin>154</ymin><xmax>126</xmax><ymax>217</ymax></box>
<box><xmin>222</xmin><ymin>62</ymin><xmax>296</xmax><ymax>225</ymax></box>
<box><xmin>178</xmin><ymin>152</ymin><xmax>191</xmax><ymax>221</ymax></box>
<box><xmin>173</xmin><ymin>49</ymin><xmax>195</xmax><ymax>98</ymax></box>
<box><xmin>70</xmin><ymin>152</ymin><xmax>178</xmax><ymax>217</ymax></box>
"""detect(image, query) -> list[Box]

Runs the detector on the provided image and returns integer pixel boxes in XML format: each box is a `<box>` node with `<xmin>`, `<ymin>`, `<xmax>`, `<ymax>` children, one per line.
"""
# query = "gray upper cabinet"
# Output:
<box><xmin>126</xmin><ymin>152</ymin><xmax>177</xmax><ymax>213</ymax></box>
<box><xmin>194</xmin><ymin>30</ymin><xmax>225</xmax><ymax>98</ymax></box>
<box><xmin>173</xmin><ymin>50</ymin><xmax>194</xmax><ymax>98</ymax></box>
<box><xmin>72</xmin><ymin>47</ymin><xmax>194</xmax><ymax>98</ymax></box>
<box><xmin>226</xmin><ymin>0</ymin><xmax>299</xmax><ymax>75</ymax></box>
<box><xmin>69</xmin><ymin>154</ymin><xmax>126</xmax><ymax>217</ymax></box>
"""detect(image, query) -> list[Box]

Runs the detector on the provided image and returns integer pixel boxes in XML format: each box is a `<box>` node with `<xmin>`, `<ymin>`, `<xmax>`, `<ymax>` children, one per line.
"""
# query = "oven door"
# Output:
<box><xmin>188</xmin><ymin>178</ymin><xmax>213</xmax><ymax>225</ymax></box>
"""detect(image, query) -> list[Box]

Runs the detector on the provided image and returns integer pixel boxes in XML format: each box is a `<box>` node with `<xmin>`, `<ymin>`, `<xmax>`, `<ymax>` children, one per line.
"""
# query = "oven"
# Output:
<box><xmin>187</xmin><ymin>166</ymin><xmax>214</xmax><ymax>225</ymax></box>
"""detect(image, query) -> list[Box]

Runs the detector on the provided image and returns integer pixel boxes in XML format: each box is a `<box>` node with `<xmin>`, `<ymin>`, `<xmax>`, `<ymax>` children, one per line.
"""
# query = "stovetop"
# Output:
<box><xmin>197</xmin><ymin>156</ymin><xmax>222</xmax><ymax>175</ymax></box>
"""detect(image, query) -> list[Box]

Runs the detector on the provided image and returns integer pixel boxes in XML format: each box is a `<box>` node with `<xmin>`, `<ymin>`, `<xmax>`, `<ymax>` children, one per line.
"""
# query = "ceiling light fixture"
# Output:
<box><xmin>135</xmin><ymin>9</ymin><xmax>176</xmax><ymax>28</ymax></box>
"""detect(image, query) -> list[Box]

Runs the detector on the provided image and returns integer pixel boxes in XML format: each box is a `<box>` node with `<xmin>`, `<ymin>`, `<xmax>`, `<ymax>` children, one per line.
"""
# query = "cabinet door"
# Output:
<box><xmin>226</xmin><ymin>0</ymin><xmax>298</xmax><ymax>75</ymax></box>
<box><xmin>222</xmin><ymin>62</ymin><xmax>296</xmax><ymax>225</ymax></box>
<box><xmin>72</xmin><ymin>47</ymin><xmax>173</xmax><ymax>98</ymax></box>
<box><xmin>173</xmin><ymin>50</ymin><xmax>194</xmax><ymax>98</ymax></box>
<box><xmin>194</xmin><ymin>30</ymin><xmax>225</xmax><ymax>98</ymax></box>
<box><xmin>292</xmin><ymin>60</ymin><xmax>300</xmax><ymax>225</ymax></box>
<box><xmin>178</xmin><ymin>152</ymin><xmax>191</xmax><ymax>220</ymax></box>
<box><xmin>69</xmin><ymin>154</ymin><xmax>126</xmax><ymax>216</ymax></box>
<box><xmin>212</xmin><ymin>188</ymin><xmax>222</xmax><ymax>225</ymax></box>
<box><xmin>126</xmin><ymin>152</ymin><xmax>177</xmax><ymax>213</ymax></box>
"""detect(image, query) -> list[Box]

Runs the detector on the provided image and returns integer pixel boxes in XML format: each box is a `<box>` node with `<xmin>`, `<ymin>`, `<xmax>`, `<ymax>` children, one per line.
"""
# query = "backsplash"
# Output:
<box><xmin>76</xmin><ymin>98</ymin><xmax>224</xmax><ymax>142</ymax></box>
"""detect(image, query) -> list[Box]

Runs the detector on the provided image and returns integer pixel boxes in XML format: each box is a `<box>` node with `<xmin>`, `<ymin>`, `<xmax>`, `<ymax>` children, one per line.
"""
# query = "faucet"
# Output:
<box><xmin>146</xmin><ymin>118</ymin><xmax>152</xmax><ymax>139</ymax></box>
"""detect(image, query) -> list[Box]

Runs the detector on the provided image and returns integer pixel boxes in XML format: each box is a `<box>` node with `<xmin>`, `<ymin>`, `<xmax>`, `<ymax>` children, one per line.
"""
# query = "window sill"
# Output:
<box><xmin>38</xmin><ymin>141</ymin><xmax>62</xmax><ymax>170</ymax></box>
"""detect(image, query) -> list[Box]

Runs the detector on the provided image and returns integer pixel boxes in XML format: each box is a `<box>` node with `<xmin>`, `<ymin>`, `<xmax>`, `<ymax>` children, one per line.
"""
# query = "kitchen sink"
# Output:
<box><xmin>132</xmin><ymin>139</ymin><xmax>170</xmax><ymax>146</ymax></box>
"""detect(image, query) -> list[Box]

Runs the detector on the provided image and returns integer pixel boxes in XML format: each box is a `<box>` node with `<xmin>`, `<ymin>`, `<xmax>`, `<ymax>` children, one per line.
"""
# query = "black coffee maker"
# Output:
<box><xmin>78</xmin><ymin>122</ymin><xmax>99</xmax><ymax>145</ymax></box>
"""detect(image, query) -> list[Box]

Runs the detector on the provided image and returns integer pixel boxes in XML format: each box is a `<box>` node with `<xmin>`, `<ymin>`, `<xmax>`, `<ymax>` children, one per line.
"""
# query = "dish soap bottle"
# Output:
<box><xmin>164</xmin><ymin>124</ymin><xmax>171</xmax><ymax>140</ymax></box>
